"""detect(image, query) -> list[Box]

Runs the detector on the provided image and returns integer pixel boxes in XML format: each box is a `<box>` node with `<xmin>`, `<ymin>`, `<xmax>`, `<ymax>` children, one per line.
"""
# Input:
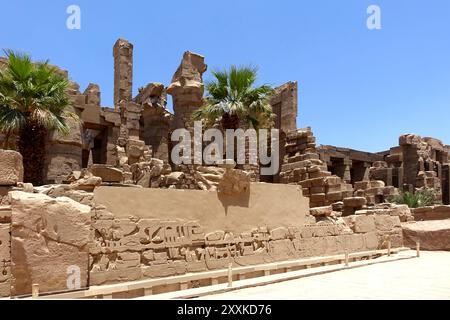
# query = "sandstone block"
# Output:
<box><xmin>9</xmin><ymin>191</ymin><xmax>91</xmax><ymax>296</ymax></box>
<box><xmin>402</xmin><ymin>220</ymin><xmax>450</xmax><ymax>251</ymax></box>
<box><xmin>345</xmin><ymin>215</ymin><xmax>376</xmax><ymax>233</ymax></box>
<box><xmin>375</xmin><ymin>215</ymin><xmax>401</xmax><ymax>232</ymax></box>
<box><xmin>309</xmin><ymin>206</ymin><xmax>332</xmax><ymax>217</ymax></box>
<box><xmin>89</xmin><ymin>164</ymin><xmax>124</xmax><ymax>183</ymax></box>
<box><xmin>0</xmin><ymin>150</ymin><xmax>23</xmax><ymax>186</ymax></box>
<box><xmin>343</xmin><ymin>197</ymin><xmax>367</xmax><ymax>208</ymax></box>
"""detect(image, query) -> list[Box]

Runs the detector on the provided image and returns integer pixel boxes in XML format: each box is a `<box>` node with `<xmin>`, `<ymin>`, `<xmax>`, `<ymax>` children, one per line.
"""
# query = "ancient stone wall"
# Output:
<box><xmin>87</xmin><ymin>183</ymin><xmax>403</xmax><ymax>286</ymax></box>
<box><xmin>375</xmin><ymin>134</ymin><xmax>450</xmax><ymax>204</ymax></box>
<box><xmin>318</xmin><ymin>145</ymin><xmax>383</xmax><ymax>184</ymax></box>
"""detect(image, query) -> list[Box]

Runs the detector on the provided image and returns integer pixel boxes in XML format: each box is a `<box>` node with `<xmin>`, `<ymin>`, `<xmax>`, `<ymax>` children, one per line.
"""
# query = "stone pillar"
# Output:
<box><xmin>167</xmin><ymin>51</ymin><xmax>207</xmax><ymax>132</ymax></box>
<box><xmin>113</xmin><ymin>39</ymin><xmax>133</xmax><ymax>107</ymax></box>
<box><xmin>335</xmin><ymin>159</ymin><xmax>352</xmax><ymax>184</ymax></box>
<box><xmin>270</xmin><ymin>81</ymin><xmax>298</xmax><ymax>133</ymax></box>
<box><xmin>400</xmin><ymin>135</ymin><xmax>420</xmax><ymax>187</ymax></box>
<box><xmin>386</xmin><ymin>167</ymin><xmax>393</xmax><ymax>186</ymax></box>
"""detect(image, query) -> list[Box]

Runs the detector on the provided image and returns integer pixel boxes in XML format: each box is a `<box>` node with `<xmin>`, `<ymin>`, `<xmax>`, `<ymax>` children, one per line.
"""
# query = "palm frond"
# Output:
<box><xmin>194</xmin><ymin>65</ymin><xmax>274</xmax><ymax>129</ymax></box>
<box><xmin>0</xmin><ymin>50</ymin><xmax>72</xmax><ymax>135</ymax></box>
<box><xmin>0</xmin><ymin>105</ymin><xmax>26</xmax><ymax>132</ymax></box>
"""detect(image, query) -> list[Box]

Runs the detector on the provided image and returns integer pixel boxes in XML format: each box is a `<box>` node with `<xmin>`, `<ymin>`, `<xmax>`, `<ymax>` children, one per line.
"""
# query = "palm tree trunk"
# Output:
<box><xmin>3</xmin><ymin>129</ymin><xmax>11</xmax><ymax>149</ymax></box>
<box><xmin>221</xmin><ymin>113</ymin><xmax>240</xmax><ymax>130</ymax></box>
<box><xmin>221</xmin><ymin>113</ymin><xmax>241</xmax><ymax>165</ymax></box>
<box><xmin>18</xmin><ymin>120</ymin><xmax>47</xmax><ymax>185</ymax></box>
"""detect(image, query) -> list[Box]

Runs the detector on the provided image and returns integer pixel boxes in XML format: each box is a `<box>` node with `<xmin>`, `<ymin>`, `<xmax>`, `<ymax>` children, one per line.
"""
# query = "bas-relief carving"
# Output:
<box><xmin>89</xmin><ymin>214</ymin><xmax>374</xmax><ymax>285</ymax></box>
<box><xmin>0</xmin><ymin>224</ymin><xmax>11</xmax><ymax>297</ymax></box>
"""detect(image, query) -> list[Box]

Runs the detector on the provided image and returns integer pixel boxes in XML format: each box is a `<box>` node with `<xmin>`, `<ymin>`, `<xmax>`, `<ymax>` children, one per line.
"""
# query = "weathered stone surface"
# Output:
<box><xmin>88</xmin><ymin>164</ymin><xmax>123</xmax><ymax>183</ymax></box>
<box><xmin>0</xmin><ymin>187</ymin><xmax>12</xmax><ymax>206</ymax></box>
<box><xmin>412</xmin><ymin>205</ymin><xmax>450</xmax><ymax>221</ymax></box>
<box><xmin>344</xmin><ymin>215</ymin><xmax>376</xmax><ymax>233</ymax></box>
<box><xmin>0</xmin><ymin>223</ymin><xmax>10</xmax><ymax>260</ymax></box>
<box><xmin>389</xmin><ymin>204</ymin><xmax>413</xmax><ymax>222</ymax></box>
<box><xmin>375</xmin><ymin>215</ymin><xmax>401</xmax><ymax>232</ymax></box>
<box><xmin>218</xmin><ymin>169</ymin><xmax>250</xmax><ymax>195</ymax></box>
<box><xmin>0</xmin><ymin>150</ymin><xmax>23</xmax><ymax>186</ymax></box>
<box><xmin>9</xmin><ymin>191</ymin><xmax>91</xmax><ymax>296</ymax></box>
<box><xmin>403</xmin><ymin>220</ymin><xmax>450</xmax><ymax>251</ymax></box>
<box><xmin>343</xmin><ymin>197</ymin><xmax>367</xmax><ymax>208</ymax></box>
<box><xmin>309</xmin><ymin>206</ymin><xmax>332</xmax><ymax>217</ymax></box>
<box><xmin>35</xmin><ymin>184</ymin><xmax>94</xmax><ymax>207</ymax></box>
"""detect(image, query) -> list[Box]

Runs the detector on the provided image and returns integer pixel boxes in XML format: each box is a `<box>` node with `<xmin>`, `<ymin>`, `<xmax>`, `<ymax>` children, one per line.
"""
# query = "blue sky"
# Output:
<box><xmin>1</xmin><ymin>0</ymin><xmax>449</xmax><ymax>152</ymax></box>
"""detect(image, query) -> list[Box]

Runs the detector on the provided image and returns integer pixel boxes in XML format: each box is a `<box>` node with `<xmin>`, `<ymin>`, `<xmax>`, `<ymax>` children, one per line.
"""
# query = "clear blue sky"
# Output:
<box><xmin>1</xmin><ymin>0</ymin><xmax>449</xmax><ymax>152</ymax></box>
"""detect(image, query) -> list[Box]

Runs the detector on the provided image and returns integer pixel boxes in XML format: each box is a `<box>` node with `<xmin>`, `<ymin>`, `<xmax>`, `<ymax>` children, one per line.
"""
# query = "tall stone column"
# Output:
<box><xmin>112</xmin><ymin>39</ymin><xmax>148</xmax><ymax>181</ymax></box>
<box><xmin>113</xmin><ymin>39</ymin><xmax>133</xmax><ymax>107</ymax></box>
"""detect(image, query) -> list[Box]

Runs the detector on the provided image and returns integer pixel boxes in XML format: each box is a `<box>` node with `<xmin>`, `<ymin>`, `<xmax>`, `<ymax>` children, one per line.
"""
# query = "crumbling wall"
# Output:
<box><xmin>270</xmin><ymin>81</ymin><xmax>298</xmax><ymax>133</ymax></box>
<box><xmin>375</xmin><ymin>134</ymin><xmax>450</xmax><ymax>203</ymax></box>
<box><xmin>136</xmin><ymin>83</ymin><xmax>172</xmax><ymax>162</ymax></box>
<box><xmin>280</xmin><ymin>128</ymin><xmax>354</xmax><ymax>207</ymax></box>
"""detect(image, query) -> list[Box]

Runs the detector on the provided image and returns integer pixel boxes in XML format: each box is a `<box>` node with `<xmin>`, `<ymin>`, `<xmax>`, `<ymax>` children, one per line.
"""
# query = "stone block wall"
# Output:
<box><xmin>280</xmin><ymin>128</ymin><xmax>354</xmax><ymax>207</ymax></box>
<box><xmin>87</xmin><ymin>184</ymin><xmax>403</xmax><ymax>286</ymax></box>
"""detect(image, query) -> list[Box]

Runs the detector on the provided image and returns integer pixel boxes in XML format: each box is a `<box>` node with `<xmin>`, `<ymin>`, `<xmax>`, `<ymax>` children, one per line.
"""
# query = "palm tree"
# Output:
<box><xmin>0</xmin><ymin>50</ymin><xmax>78</xmax><ymax>185</ymax></box>
<box><xmin>192</xmin><ymin>65</ymin><xmax>275</xmax><ymax>130</ymax></box>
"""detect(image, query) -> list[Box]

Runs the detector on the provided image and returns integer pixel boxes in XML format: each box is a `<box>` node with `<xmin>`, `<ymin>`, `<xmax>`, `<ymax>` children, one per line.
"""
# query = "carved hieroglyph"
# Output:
<box><xmin>89</xmin><ymin>208</ymin><xmax>400</xmax><ymax>285</ymax></box>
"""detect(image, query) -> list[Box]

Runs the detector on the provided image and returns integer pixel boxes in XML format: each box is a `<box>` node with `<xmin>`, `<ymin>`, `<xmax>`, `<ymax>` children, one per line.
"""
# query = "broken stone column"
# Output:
<box><xmin>113</xmin><ymin>39</ymin><xmax>133</xmax><ymax>106</ymax></box>
<box><xmin>167</xmin><ymin>51</ymin><xmax>207</xmax><ymax>131</ymax></box>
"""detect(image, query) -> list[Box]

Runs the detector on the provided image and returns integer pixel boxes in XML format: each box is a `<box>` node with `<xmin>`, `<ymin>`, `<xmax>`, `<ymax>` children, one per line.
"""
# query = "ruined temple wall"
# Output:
<box><xmin>270</xmin><ymin>81</ymin><xmax>298</xmax><ymax>133</ymax></box>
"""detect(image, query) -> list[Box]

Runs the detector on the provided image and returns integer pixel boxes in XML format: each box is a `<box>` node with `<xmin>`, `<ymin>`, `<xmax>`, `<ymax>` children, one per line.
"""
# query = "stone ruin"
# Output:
<box><xmin>0</xmin><ymin>38</ymin><xmax>449</xmax><ymax>297</ymax></box>
<box><xmin>4</xmin><ymin>38</ymin><xmax>446</xmax><ymax>207</ymax></box>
